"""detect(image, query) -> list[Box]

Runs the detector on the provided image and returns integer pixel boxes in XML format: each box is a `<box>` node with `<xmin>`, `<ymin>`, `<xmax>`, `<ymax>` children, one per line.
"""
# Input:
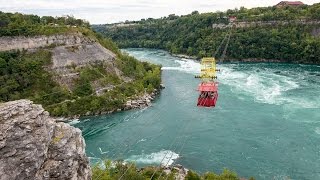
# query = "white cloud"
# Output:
<box><xmin>0</xmin><ymin>0</ymin><xmax>318</xmax><ymax>24</ymax></box>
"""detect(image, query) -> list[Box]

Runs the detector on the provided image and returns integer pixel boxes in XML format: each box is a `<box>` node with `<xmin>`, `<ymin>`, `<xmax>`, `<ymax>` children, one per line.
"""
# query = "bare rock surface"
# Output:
<box><xmin>0</xmin><ymin>34</ymin><xmax>88</xmax><ymax>51</ymax></box>
<box><xmin>125</xmin><ymin>89</ymin><xmax>159</xmax><ymax>110</ymax></box>
<box><xmin>162</xmin><ymin>164</ymin><xmax>189</xmax><ymax>180</ymax></box>
<box><xmin>0</xmin><ymin>33</ymin><xmax>116</xmax><ymax>69</ymax></box>
<box><xmin>51</xmin><ymin>42</ymin><xmax>116</xmax><ymax>69</ymax></box>
<box><xmin>0</xmin><ymin>34</ymin><xmax>120</xmax><ymax>92</ymax></box>
<box><xmin>0</xmin><ymin>100</ymin><xmax>91</xmax><ymax>180</ymax></box>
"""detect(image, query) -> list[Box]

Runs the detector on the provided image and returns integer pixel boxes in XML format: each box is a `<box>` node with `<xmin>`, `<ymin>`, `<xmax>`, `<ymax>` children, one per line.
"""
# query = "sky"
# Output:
<box><xmin>0</xmin><ymin>0</ymin><xmax>318</xmax><ymax>24</ymax></box>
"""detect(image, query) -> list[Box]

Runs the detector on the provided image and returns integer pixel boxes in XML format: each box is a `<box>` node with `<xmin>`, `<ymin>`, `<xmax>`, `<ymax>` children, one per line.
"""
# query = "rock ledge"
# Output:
<box><xmin>0</xmin><ymin>99</ymin><xmax>91</xmax><ymax>180</ymax></box>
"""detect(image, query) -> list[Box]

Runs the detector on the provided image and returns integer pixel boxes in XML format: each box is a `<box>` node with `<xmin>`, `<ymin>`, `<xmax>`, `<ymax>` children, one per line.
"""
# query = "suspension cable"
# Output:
<box><xmin>119</xmin><ymin>97</ymin><xmax>191</xmax><ymax>179</ymax></box>
<box><xmin>100</xmin><ymin>77</ymin><xmax>186</xmax><ymax>180</ymax></box>
<box><xmin>220</xmin><ymin>25</ymin><xmax>234</xmax><ymax>63</ymax></box>
<box><xmin>149</xmin><ymin>97</ymin><xmax>209</xmax><ymax>179</ymax></box>
<box><xmin>213</xmin><ymin>31</ymin><xmax>229</xmax><ymax>58</ymax></box>
<box><xmin>157</xmin><ymin>94</ymin><xmax>212</xmax><ymax>179</ymax></box>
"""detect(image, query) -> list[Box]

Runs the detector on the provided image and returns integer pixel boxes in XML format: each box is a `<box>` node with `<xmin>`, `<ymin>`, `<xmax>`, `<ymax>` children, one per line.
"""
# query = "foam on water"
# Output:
<box><xmin>218</xmin><ymin>66</ymin><xmax>303</xmax><ymax>105</ymax></box>
<box><xmin>161</xmin><ymin>58</ymin><xmax>320</xmax><ymax>107</ymax></box>
<box><xmin>162</xmin><ymin>59</ymin><xmax>200</xmax><ymax>74</ymax></box>
<box><xmin>68</xmin><ymin>119</ymin><xmax>80</xmax><ymax>125</ymax></box>
<box><xmin>99</xmin><ymin>147</ymin><xmax>109</xmax><ymax>154</ymax></box>
<box><xmin>138</xmin><ymin>138</ymin><xmax>147</xmax><ymax>143</ymax></box>
<box><xmin>125</xmin><ymin>150</ymin><xmax>179</xmax><ymax>166</ymax></box>
<box><xmin>315</xmin><ymin>127</ymin><xmax>320</xmax><ymax>135</ymax></box>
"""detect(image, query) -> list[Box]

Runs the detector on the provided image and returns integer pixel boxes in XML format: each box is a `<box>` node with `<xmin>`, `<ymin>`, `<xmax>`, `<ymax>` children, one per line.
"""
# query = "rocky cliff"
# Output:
<box><xmin>0</xmin><ymin>100</ymin><xmax>91</xmax><ymax>180</ymax></box>
<box><xmin>0</xmin><ymin>33</ymin><xmax>116</xmax><ymax>68</ymax></box>
<box><xmin>0</xmin><ymin>33</ymin><xmax>120</xmax><ymax>91</ymax></box>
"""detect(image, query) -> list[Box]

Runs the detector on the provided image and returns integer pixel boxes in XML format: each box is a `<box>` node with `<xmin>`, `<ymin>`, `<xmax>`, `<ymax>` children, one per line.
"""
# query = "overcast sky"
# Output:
<box><xmin>0</xmin><ymin>0</ymin><xmax>318</xmax><ymax>24</ymax></box>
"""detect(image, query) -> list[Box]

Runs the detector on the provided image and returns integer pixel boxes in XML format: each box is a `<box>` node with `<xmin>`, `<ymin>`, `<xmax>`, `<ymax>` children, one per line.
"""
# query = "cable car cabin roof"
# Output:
<box><xmin>201</xmin><ymin>57</ymin><xmax>216</xmax><ymax>63</ymax></box>
<box><xmin>198</xmin><ymin>82</ymin><xmax>218</xmax><ymax>92</ymax></box>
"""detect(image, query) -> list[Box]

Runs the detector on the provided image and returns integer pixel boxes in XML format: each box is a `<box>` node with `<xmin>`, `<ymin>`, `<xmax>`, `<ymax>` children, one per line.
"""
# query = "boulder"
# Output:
<box><xmin>0</xmin><ymin>100</ymin><xmax>91</xmax><ymax>180</ymax></box>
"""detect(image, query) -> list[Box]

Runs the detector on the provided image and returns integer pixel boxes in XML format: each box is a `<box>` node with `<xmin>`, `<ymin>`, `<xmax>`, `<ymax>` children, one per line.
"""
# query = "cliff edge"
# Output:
<box><xmin>0</xmin><ymin>100</ymin><xmax>91</xmax><ymax>180</ymax></box>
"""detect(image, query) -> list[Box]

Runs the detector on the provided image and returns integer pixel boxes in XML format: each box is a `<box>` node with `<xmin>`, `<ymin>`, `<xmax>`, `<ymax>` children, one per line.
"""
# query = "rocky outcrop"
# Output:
<box><xmin>50</xmin><ymin>41</ymin><xmax>118</xmax><ymax>89</ymax></box>
<box><xmin>162</xmin><ymin>164</ymin><xmax>189</xmax><ymax>180</ymax></box>
<box><xmin>51</xmin><ymin>43</ymin><xmax>116</xmax><ymax>69</ymax></box>
<box><xmin>124</xmin><ymin>89</ymin><xmax>160</xmax><ymax>110</ymax></box>
<box><xmin>0</xmin><ymin>100</ymin><xmax>91</xmax><ymax>180</ymax></box>
<box><xmin>0</xmin><ymin>33</ymin><xmax>90</xmax><ymax>51</ymax></box>
<box><xmin>0</xmin><ymin>33</ymin><xmax>119</xmax><ymax>91</ymax></box>
<box><xmin>0</xmin><ymin>33</ymin><xmax>116</xmax><ymax>69</ymax></box>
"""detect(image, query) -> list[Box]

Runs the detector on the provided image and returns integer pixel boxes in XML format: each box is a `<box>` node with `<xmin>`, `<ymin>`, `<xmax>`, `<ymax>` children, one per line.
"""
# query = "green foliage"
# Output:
<box><xmin>46</xmin><ymin>59</ymin><xmax>161</xmax><ymax>117</ymax></box>
<box><xmin>95</xmin><ymin>3</ymin><xmax>320</xmax><ymax>64</ymax></box>
<box><xmin>46</xmin><ymin>56</ymin><xmax>161</xmax><ymax>117</ymax></box>
<box><xmin>186</xmin><ymin>170</ymin><xmax>202</xmax><ymax>180</ymax></box>
<box><xmin>91</xmin><ymin>161</ymin><xmax>152</xmax><ymax>180</ymax></box>
<box><xmin>0</xmin><ymin>12</ymin><xmax>90</xmax><ymax>36</ymax></box>
<box><xmin>0</xmin><ymin>50</ymin><xmax>70</xmax><ymax>105</ymax></box>
<box><xmin>203</xmin><ymin>169</ymin><xmax>239</xmax><ymax>180</ymax></box>
<box><xmin>0</xmin><ymin>47</ymin><xmax>161</xmax><ymax>118</ymax></box>
<box><xmin>91</xmin><ymin>162</ymin><xmax>246</xmax><ymax>180</ymax></box>
<box><xmin>95</xmin><ymin>32</ymin><xmax>121</xmax><ymax>55</ymax></box>
<box><xmin>0</xmin><ymin>12</ymin><xmax>162</xmax><ymax>117</ymax></box>
<box><xmin>143</xmin><ymin>67</ymin><xmax>161</xmax><ymax>92</ymax></box>
<box><xmin>73</xmin><ymin>78</ymin><xmax>93</xmax><ymax>97</ymax></box>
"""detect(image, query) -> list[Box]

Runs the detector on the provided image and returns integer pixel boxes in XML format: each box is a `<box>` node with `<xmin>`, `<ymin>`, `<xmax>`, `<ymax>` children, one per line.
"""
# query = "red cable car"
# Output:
<box><xmin>197</xmin><ymin>82</ymin><xmax>219</xmax><ymax>107</ymax></box>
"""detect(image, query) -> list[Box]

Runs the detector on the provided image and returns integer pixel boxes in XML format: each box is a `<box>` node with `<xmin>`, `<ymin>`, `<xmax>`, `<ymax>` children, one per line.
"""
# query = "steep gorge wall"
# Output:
<box><xmin>0</xmin><ymin>100</ymin><xmax>91</xmax><ymax>180</ymax></box>
<box><xmin>0</xmin><ymin>34</ymin><xmax>119</xmax><ymax>91</ymax></box>
<box><xmin>51</xmin><ymin>42</ymin><xmax>116</xmax><ymax>69</ymax></box>
<box><xmin>0</xmin><ymin>34</ymin><xmax>92</xmax><ymax>51</ymax></box>
<box><xmin>0</xmin><ymin>34</ymin><xmax>117</xmax><ymax>68</ymax></box>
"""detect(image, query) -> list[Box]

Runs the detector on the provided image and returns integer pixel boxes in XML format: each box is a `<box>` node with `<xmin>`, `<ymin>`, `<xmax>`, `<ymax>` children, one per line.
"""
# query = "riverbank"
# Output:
<box><xmin>59</xmin><ymin>86</ymin><xmax>164</xmax><ymax>122</ymax></box>
<box><xmin>124</xmin><ymin>88</ymin><xmax>162</xmax><ymax>110</ymax></box>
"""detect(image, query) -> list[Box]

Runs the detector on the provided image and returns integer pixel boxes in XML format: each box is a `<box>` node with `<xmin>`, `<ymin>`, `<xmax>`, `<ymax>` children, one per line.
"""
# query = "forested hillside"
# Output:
<box><xmin>0</xmin><ymin>11</ymin><xmax>90</xmax><ymax>36</ymax></box>
<box><xmin>0</xmin><ymin>12</ymin><xmax>161</xmax><ymax>117</ymax></box>
<box><xmin>94</xmin><ymin>3</ymin><xmax>320</xmax><ymax>64</ymax></box>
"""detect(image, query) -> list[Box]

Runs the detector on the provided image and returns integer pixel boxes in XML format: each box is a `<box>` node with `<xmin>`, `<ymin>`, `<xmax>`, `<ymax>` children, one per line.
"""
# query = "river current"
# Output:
<box><xmin>73</xmin><ymin>48</ymin><xmax>320</xmax><ymax>180</ymax></box>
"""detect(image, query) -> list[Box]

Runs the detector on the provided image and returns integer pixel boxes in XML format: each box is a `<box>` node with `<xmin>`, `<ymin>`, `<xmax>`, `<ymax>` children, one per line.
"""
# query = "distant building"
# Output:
<box><xmin>276</xmin><ymin>1</ymin><xmax>305</xmax><ymax>8</ymax></box>
<box><xmin>229</xmin><ymin>16</ymin><xmax>237</xmax><ymax>23</ymax></box>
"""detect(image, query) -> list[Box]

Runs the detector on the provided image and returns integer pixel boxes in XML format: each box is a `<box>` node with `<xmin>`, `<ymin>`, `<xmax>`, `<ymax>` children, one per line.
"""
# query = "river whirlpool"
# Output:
<box><xmin>73</xmin><ymin>48</ymin><xmax>320</xmax><ymax>180</ymax></box>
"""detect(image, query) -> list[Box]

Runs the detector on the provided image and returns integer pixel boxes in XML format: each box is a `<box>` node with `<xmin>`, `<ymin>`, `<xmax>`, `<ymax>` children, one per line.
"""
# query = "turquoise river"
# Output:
<box><xmin>73</xmin><ymin>48</ymin><xmax>320</xmax><ymax>180</ymax></box>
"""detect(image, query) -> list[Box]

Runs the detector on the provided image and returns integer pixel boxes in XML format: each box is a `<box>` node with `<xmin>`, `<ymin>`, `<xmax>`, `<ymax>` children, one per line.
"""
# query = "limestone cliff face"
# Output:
<box><xmin>0</xmin><ymin>34</ymin><xmax>116</xmax><ymax>68</ymax></box>
<box><xmin>0</xmin><ymin>100</ymin><xmax>91</xmax><ymax>180</ymax></box>
<box><xmin>0</xmin><ymin>33</ymin><xmax>119</xmax><ymax>91</ymax></box>
<box><xmin>0</xmin><ymin>34</ymin><xmax>91</xmax><ymax>51</ymax></box>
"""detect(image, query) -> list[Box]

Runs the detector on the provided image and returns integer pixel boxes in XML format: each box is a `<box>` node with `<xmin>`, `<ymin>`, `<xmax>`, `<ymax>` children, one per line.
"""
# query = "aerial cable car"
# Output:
<box><xmin>195</xmin><ymin>58</ymin><xmax>219</xmax><ymax>107</ymax></box>
<box><xmin>195</xmin><ymin>20</ymin><xmax>234</xmax><ymax>107</ymax></box>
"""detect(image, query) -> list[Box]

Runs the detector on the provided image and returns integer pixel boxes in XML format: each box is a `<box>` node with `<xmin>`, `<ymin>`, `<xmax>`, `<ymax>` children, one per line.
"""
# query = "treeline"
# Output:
<box><xmin>94</xmin><ymin>3</ymin><xmax>320</xmax><ymax>64</ymax></box>
<box><xmin>0</xmin><ymin>11</ymin><xmax>90</xmax><ymax>36</ymax></box>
